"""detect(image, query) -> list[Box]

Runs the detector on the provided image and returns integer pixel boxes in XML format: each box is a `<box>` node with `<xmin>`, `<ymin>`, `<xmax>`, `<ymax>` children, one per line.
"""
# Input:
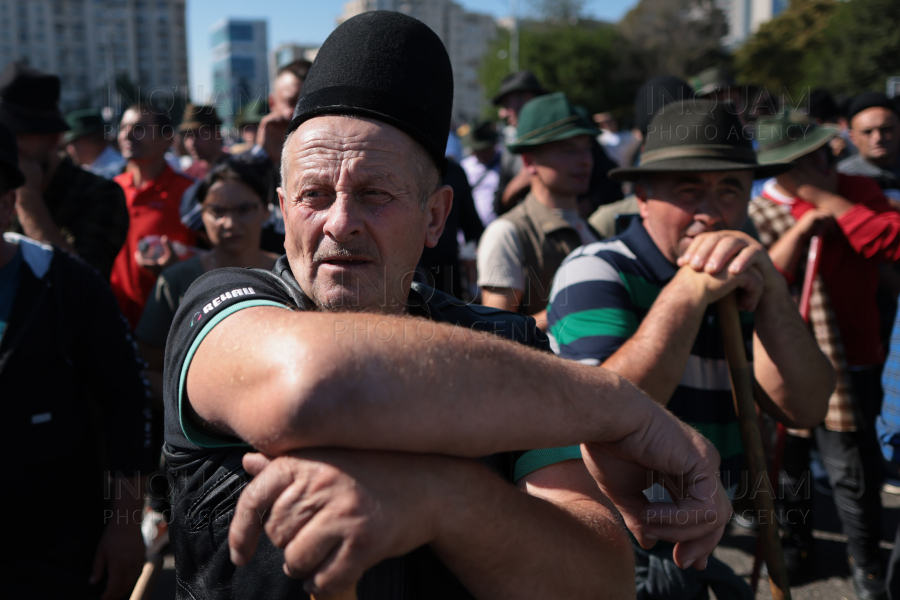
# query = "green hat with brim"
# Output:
<box><xmin>235</xmin><ymin>99</ymin><xmax>265</xmax><ymax>128</ymax></box>
<box><xmin>691</xmin><ymin>65</ymin><xmax>736</xmax><ymax>98</ymax></box>
<box><xmin>755</xmin><ymin>109</ymin><xmax>839</xmax><ymax>164</ymax></box>
<box><xmin>64</xmin><ymin>109</ymin><xmax>105</xmax><ymax>144</ymax></box>
<box><xmin>507</xmin><ymin>92</ymin><xmax>600</xmax><ymax>154</ymax></box>
<box><xmin>609</xmin><ymin>98</ymin><xmax>793</xmax><ymax>181</ymax></box>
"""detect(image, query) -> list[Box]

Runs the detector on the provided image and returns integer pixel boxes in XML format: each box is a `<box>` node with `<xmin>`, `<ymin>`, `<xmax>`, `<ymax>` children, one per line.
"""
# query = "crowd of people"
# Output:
<box><xmin>4</xmin><ymin>8</ymin><xmax>900</xmax><ymax>600</ymax></box>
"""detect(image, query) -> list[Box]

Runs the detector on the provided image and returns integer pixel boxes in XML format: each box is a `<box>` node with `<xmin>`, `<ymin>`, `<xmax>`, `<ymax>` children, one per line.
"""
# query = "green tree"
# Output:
<box><xmin>479</xmin><ymin>20</ymin><xmax>634</xmax><ymax>117</ymax></box>
<box><xmin>618</xmin><ymin>0</ymin><xmax>729</xmax><ymax>80</ymax></box>
<box><xmin>733</xmin><ymin>0</ymin><xmax>839</xmax><ymax>98</ymax></box>
<box><xmin>817</xmin><ymin>0</ymin><xmax>900</xmax><ymax>94</ymax></box>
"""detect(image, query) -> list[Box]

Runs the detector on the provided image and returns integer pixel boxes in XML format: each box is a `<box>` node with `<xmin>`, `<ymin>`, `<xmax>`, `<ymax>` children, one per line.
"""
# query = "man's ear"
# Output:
<box><xmin>424</xmin><ymin>184</ymin><xmax>453</xmax><ymax>248</ymax></box>
<box><xmin>847</xmin><ymin>127</ymin><xmax>861</xmax><ymax>152</ymax></box>
<box><xmin>520</xmin><ymin>151</ymin><xmax>537</xmax><ymax>175</ymax></box>
<box><xmin>634</xmin><ymin>182</ymin><xmax>650</xmax><ymax>220</ymax></box>
<box><xmin>276</xmin><ymin>186</ymin><xmax>286</xmax><ymax>218</ymax></box>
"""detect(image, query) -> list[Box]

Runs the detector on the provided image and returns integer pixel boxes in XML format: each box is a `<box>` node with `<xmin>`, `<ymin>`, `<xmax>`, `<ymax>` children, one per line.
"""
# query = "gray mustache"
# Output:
<box><xmin>313</xmin><ymin>244</ymin><xmax>376</xmax><ymax>262</ymax></box>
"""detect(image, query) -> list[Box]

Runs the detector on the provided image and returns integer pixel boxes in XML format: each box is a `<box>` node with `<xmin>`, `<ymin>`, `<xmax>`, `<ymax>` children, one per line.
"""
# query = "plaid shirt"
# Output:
<box><xmin>749</xmin><ymin>193</ymin><xmax>859</xmax><ymax>432</ymax></box>
<box><xmin>879</xmin><ymin>319</ymin><xmax>900</xmax><ymax>462</ymax></box>
<box><xmin>14</xmin><ymin>157</ymin><xmax>130</xmax><ymax>280</ymax></box>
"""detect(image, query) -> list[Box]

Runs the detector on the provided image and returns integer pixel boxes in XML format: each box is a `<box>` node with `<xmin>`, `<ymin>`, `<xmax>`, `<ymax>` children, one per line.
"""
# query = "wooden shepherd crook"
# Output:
<box><xmin>717</xmin><ymin>292</ymin><xmax>792</xmax><ymax>600</ymax></box>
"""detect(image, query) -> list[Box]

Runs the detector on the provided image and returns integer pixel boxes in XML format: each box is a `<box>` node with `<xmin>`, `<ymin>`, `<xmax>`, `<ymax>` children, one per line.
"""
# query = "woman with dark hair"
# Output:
<box><xmin>136</xmin><ymin>159</ymin><xmax>278</xmax><ymax>433</ymax></box>
<box><xmin>134</xmin><ymin>158</ymin><xmax>279</xmax><ymax>545</ymax></box>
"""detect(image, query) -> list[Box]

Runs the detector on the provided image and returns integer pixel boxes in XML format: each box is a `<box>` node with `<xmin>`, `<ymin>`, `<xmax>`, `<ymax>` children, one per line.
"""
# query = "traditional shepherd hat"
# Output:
<box><xmin>755</xmin><ymin>109</ymin><xmax>839</xmax><ymax>164</ymax></box>
<box><xmin>491</xmin><ymin>70</ymin><xmax>547</xmax><ymax>106</ymax></box>
<box><xmin>286</xmin><ymin>11</ymin><xmax>453</xmax><ymax>175</ymax></box>
<box><xmin>0</xmin><ymin>121</ymin><xmax>26</xmax><ymax>189</ymax></box>
<box><xmin>0</xmin><ymin>62</ymin><xmax>69</xmax><ymax>134</ymax></box>
<box><xmin>463</xmin><ymin>120</ymin><xmax>497</xmax><ymax>152</ymax></box>
<box><xmin>847</xmin><ymin>91</ymin><xmax>898</xmax><ymax>123</ymax></box>
<box><xmin>507</xmin><ymin>92</ymin><xmax>600</xmax><ymax>153</ymax></box>
<box><xmin>609</xmin><ymin>98</ymin><xmax>793</xmax><ymax>181</ymax></box>
<box><xmin>178</xmin><ymin>103</ymin><xmax>223</xmax><ymax>133</ymax></box>
<box><xmin>63</xmin><ymin>109</ymin><xmax>106</xmax><ymax>144</ymax></box>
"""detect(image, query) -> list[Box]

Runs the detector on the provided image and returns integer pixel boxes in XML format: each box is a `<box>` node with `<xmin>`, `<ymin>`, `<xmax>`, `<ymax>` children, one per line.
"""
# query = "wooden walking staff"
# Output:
<box><xmin>750</xmin><ymin>234</ymin><xmax>825</xmax><ymax>591</ymax></box>
<box><xmin>717</xmin><ymin>292</ymin><xmax>792</xmax><ymax>600</ymax></box>
<box><xmin>128</xmin><ymin>553</ymin><xmax>164</xmax><ymax>600</ymax></box>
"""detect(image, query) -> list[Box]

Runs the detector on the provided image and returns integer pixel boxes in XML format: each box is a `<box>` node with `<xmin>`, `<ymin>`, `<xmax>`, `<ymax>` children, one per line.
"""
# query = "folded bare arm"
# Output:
<box><xmin>186</xmin><ymin>305</ymin><xmax>731</xmax><ymax>564</ymax></box>
<box><xmin>230</xmin><ymin>453</ymin><xmax>635</xmax><ymax>599</ymax></box>
<box><xmin>186</xmin><ymin>306</ymin><xmax>652</xmax><ymax>457</ymax></box>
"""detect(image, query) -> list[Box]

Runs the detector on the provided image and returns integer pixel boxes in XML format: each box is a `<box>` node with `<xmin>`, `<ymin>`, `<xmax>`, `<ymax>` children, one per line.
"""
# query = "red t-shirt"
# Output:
<box><xmin>764</xmin><ymin>174</ymin><xmax>900</xmax><ymax>366</ymax></box>
<box><xmin>110</xmin><ymin>166</ymin><xmax>197</xmax><ymax>328</ymax></box>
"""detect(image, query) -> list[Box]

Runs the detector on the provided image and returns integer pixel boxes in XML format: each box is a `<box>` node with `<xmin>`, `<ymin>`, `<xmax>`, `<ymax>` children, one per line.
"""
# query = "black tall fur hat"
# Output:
<box><xmin>286</xmin><ymin>11</ymin><xmax>453</xmax><ymax>175</ymax></box>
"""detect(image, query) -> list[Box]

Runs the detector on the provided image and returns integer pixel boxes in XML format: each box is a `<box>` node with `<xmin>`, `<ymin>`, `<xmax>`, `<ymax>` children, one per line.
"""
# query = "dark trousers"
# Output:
<box><xmin>780</xmin><ymin>368</ymin><xmax>885</xmax><ymax>565</ymax></box>
<box><xmin>888</xmin><ymin>522</ymin><xmax>900</xmax><ymax>600</ymax></box>
<box><xmin>819</xmin><ymin>368</ymin><xmax>885</xmax><ymax>564</ymax></box>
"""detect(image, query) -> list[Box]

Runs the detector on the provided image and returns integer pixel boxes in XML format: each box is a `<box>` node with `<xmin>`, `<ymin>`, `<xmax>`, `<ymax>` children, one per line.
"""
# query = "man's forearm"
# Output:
<box><xmin>434</xmin><ymin>460</ymin><xmax>633</xmax><ymax>600</ymax></box>
<box><xmin>187</xmin><ymin>307</ymin><xmax>655</xmax><ymax>457</ymax></box>
<box><xmin>16</xmin><ymin>188</ymin><xmax>75</xmax><ymax>252</ymax></box>
<box><xmin>600</xmin><ymin>270</ymin><xmax>707</xmax><ymax>405</ymax></box>
<box><xmin>751</xmin><ymin>278</ymin><xmax>834</xmax><ymax>427</ymax></box>
<box><xmin>767</xmin><ymin>223</ymin><xmax>810</xmax><ymax>276</ymax></box>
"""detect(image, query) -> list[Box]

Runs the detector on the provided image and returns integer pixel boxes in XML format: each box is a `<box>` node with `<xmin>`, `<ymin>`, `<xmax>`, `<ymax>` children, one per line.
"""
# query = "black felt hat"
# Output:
<box><xmin>491</xmin><ymin>70</ymin><xmax>547</xmax><ymax>106</ymax></box>
<box><xmin>287</xmin><ymin>11</ymin><xmax>453</xmax><ymax>175</ymax></box>
<box><xmin>848</xmin><ymin>91</ymin><xmax>898</xmax><ymax>123</ymax></box>
<box><xmin>0</xmin><ymin>62</ymin><xmax>69</xmax><ymax>134</ymax></box>
<box><xmin>0</xmin><ymin>121</ymin><xmax>26</xmax><ymax>189</ymax></box>
<box><xmin>609</xmin><ymin>98</ymin><xmax>793</xmax><ymax>181</ymax></box>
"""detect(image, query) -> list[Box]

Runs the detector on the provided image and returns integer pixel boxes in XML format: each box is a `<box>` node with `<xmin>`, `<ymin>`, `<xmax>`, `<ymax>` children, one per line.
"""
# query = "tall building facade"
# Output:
<box><xmin>270</xmin><ymin>42</ymin><xmax>318</xmax><ymax>80</ymax></box>
<box><xmin>720</xmin><ymin>0</ymin><xmax>789</xmax><ymax>47</ymax></box>
<box><xmin>210</xmin><ymin>18</ymin><xmax>269</xmax><ymax>125</ymax></box>
<box><xmin>340</xmin><ymin>0</ymin><xmax>496</xmax><ymax>125</ymax></box>
<box><xmin>0</xmin><ymin>0</ymin><xmax>188</xmax><ymax>112</ymax></box>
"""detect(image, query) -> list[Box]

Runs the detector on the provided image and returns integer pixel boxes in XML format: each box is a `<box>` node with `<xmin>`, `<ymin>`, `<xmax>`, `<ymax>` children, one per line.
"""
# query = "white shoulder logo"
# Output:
<box><xmin>202</xmin><ymin>287</ymin><xmax>256</xmax><ymax>314</ymax></box>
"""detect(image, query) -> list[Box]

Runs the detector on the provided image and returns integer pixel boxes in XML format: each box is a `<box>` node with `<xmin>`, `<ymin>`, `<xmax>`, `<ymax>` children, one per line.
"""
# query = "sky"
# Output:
<box><xmin>186</xmin><ymin>0</ymin><xmax>638</xmax><ymax>102</ymax></box>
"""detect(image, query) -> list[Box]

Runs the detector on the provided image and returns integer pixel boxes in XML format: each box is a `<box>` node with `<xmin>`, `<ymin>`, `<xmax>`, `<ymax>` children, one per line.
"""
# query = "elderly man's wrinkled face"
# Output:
<box><xmin>278</xmin><ymin>116</ymin><xmax>450</xmax><ymax>313</ymax></box>
<box><xmin>637</xmin><ymin>170</ymin><xmax>753</xmax><ymax>264</ymax></box>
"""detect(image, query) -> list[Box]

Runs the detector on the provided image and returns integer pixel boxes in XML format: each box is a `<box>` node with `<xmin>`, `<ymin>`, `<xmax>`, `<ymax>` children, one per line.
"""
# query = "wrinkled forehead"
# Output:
<box><xmin>284</xmin><ymin>115</ymin><xmax>422</xmax><ymax>187</ymax></box>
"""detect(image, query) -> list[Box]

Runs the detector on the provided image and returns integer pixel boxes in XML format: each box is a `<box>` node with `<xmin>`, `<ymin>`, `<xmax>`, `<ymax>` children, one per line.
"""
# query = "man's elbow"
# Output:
<box><xmin>783</xmin><ymin>362</ymin><xmax>836</xmax><ymax>430</ymax></box>
<box><xmin>221</xmin><ymin>339</ymin><xmax>351</xmax><ymax>456</ymax></box>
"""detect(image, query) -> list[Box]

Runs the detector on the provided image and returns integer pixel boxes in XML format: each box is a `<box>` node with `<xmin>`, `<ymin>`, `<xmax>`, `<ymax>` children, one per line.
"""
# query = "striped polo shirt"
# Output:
<box><xmin>546</xmin><ymin>219</ymin><xmax>754</xmax><ymax>496</ymax></box>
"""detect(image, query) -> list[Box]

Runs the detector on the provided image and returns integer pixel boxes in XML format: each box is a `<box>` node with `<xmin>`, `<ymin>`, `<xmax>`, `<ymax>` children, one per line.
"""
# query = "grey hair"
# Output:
<box><xmin>280</xmin><ymin>122</ymin><xmax>442</xmax><ymax>211</ymax></box>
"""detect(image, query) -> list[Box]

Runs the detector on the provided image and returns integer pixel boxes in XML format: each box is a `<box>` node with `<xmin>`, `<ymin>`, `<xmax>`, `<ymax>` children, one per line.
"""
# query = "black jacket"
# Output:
<box><xmin>1</xmin><ymin>234</ymin><xmax>151</xmax><ymax>598</ymax></box>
